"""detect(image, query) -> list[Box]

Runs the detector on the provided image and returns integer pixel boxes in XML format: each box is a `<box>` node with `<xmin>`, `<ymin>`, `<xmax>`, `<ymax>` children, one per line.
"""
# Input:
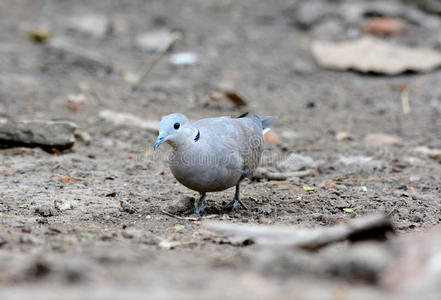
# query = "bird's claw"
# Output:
<box><xmin>182</xmin><ymin>203</ymin><xmax>207</xmax><ymax>216</ymax></box>
<box><xmin>224</xmin><ymin>198</ymin><xmax>248</xmax><ymax>211</ymax></box>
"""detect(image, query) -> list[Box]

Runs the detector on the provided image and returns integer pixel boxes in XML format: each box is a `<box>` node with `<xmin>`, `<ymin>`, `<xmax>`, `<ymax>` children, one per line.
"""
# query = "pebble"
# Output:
<box><xmin>37</xmin><ymin>204</ymin><xmax>56</xmax><ymax>217</ymax></box>
<box><xmin>22</xmin><ymin>225</ymin><xmax>32</xmax><ymax>233</ymax></box>
<box><xmin>19</xmin><ymin>234</ymin><xmax>38</xmax><ymax>244</ymax></box>
<box><xmin>169</xmin><ymin>52</ymin><xmax>198</xmax><ymax>65</ymax></box>
<box><xmin>122</xmin><ymin>228</ymin><xmax>142</xmax><ymax>239</ymax></box>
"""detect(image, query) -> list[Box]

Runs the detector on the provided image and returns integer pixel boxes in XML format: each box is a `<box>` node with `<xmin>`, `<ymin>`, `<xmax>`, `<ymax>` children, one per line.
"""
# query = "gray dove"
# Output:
<box><xmin>153</xmin><ymin>112</ymin><xmax>276</xmax><ymax>215</ymax></box>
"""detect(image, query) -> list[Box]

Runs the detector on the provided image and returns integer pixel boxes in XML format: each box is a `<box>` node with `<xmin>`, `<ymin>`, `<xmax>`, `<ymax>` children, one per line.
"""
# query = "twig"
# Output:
<box><xmin>205</xmin><ymin>214</ymin><xmax>393</xmax><ymax>250</ymax></box>
<box><xmin>401</xmin><ymin>86</ymin><xmax>410</xmax><ymax>115</ymax></box>
<box><xmin>131</xmin><ymin>34</ymin><xmax>181</xmax><ymax>91</ymax></box>
<box><xmin>253</xmin><ymin>168</ymin><xmax>315</xmax><ymax>181</ymax></box>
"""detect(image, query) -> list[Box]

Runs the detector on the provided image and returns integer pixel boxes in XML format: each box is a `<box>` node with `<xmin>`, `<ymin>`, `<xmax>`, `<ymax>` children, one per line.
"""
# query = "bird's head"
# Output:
<box><xmin>153</xmin><ymin>113</ymin><xmax>192</xmax><ymax>150</ymax></box>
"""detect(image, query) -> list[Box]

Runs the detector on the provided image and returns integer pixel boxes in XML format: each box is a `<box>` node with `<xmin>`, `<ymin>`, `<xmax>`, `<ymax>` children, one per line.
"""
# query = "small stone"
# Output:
<box><xmin>335</xmin><ymin>200</ymin><xmax>348</xmax><ymax>209</ymax></box>
<box><xmin>135</xmin><ymin>29</ymin><xmax>180</xmax><ymax>53</ymax></box>
<box><xmin>410</xmin><ymin>212</ymin><xmax>424</xmax><ymax>223</ymax></box>
<box><xmin>36</xmin><ymin>218</ymin><xmax>48</xmax><ymax>224</ymax></box>
<box><xmin>27</xmin><ymin>25</ymin><xmax>52</xmax><ymax>43</ymax></box>
<box><xmin>120</xmin><ymin>201</ymin><xmax>136</xmax><ymax>214</ymax></box>
<box><xmin>37</xmin><ymin>204</ymin><xmax>56</xmax><ymax>217</ymax></box>
<box><xmin>276</xmin><ymin>153</ymin><xmax>315</xmax><ymax>172</ymax></box>
<box><xmin>169</xmin><ymin>52</ymin><xmax>198</xmax><ymax>65</ymax></box>
<box><xmin>22</xmin><ymin>225</ymin><xmax>32</xmax><ymax>233</ymax></box>
<box><xmin>57</xmin><ymin>200</ymin><xmax>75</xmax><ymax>211</ymax></box>
<box><xmin>336</xmin><ymin>131</ymin><xmax>352</xmax><ymax>141</ymax></box>
<box><xmin>166</xmin><ymin>195</ymin><xmax>195</xmax><ymax>215</ymax></box>
<box><xmin>66</xmin><ymin>14</ymin><xmax>110</xmax><ymax>38</ymax></box>
<box><xmin>158</xmin><ymin>239</ymin><xmax>181</xmax><ymax>249</ymax></box>
<box><xmin>122</xmin><ymin>228</ymin><xmax>142</xmax><ymax>239</ymax></box>
<box><xmin>19</xmin><ymin>234</ymin><xmax>38</xmax><ymax>244</ymax></box>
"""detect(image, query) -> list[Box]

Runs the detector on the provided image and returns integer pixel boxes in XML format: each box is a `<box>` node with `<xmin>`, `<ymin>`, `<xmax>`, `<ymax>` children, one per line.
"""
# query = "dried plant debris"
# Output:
<box><xmin>312</xmin><ymin>37</ymin><xmax>441</xmax><ymax>75</ymax></box>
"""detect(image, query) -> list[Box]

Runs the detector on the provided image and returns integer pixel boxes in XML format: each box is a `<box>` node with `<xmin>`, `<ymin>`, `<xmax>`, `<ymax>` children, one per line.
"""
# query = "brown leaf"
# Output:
<box><xmin>363</xmin><ymin>17</ymin><xmax>406</xmax><ymax>36</ymax></box>
<box><xmin>59</xmin><ymin>175</ymin><xmax>73</xmax><ymax>184</ymax></box>
<box><xmin>224</xmin><ymin>91</ymin><xmax>247</xmax><ymax>107</ymax></box>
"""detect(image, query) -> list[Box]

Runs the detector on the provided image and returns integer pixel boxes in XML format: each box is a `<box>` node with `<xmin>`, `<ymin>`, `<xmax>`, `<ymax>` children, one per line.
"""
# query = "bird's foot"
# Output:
<box><xmin>182</xmin><ymin>203</ymin><xmax>207</xmax><ymax>216</ymax></box>
<box><xmin>224</xmin><ymin>198</ymin><xmax>248</xmax><ymax>211</ymax></box>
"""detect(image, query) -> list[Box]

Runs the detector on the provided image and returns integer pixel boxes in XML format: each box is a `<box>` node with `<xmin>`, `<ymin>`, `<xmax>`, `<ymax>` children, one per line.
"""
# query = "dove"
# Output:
<box><xmin>153</xmin><ymin>112</ymin><xmax>276</xmax><ymax>215</ymax></box>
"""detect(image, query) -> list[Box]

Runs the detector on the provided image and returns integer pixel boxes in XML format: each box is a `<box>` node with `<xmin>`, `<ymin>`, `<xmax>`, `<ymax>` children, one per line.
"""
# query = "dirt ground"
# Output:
<box><xmin>0</xmin><ymin>0</ymin><xmax>440</xmax><ymax>299</ymax></box>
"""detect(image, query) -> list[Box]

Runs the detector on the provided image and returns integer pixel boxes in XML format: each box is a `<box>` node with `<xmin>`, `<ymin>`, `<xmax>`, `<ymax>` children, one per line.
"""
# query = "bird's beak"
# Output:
<box><xmin>153</xmin><ymin>133</ymin><xmax>168</xmax><ymax>150</ymax></box>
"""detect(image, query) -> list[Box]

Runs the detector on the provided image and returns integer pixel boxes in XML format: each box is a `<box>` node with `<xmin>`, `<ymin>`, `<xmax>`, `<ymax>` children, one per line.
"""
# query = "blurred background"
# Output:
<box><xmin>0</xmin><ymin>0</ymin><xmax>441</xmax><ymax>299</ymax></box>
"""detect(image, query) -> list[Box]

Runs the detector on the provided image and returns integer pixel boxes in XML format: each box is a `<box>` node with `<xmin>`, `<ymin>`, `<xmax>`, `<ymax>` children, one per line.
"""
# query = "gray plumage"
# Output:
<box><xmin>154</xmin><ymin>113</ymin><xmax>276</xmax><ymax>214</ymax></box>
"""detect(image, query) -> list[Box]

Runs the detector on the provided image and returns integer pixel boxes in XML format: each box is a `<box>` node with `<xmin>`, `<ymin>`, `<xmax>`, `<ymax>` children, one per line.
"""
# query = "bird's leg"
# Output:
<box><xmin>224</xmin><ymin>184</ymin><xmax>248</xmax><ymax>210</ymax></box>
<box><xmin>182</xmin><ymin>192</ymin><xmax>207</xmax><ymax>216</ymax></box>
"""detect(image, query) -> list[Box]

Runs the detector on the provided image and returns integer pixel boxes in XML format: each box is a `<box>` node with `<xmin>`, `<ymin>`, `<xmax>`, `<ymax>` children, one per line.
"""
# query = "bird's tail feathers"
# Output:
<box><xmin>252</xmin><ymin>115</ymin><xmax>277</xmax><ymax>135</ymax></box>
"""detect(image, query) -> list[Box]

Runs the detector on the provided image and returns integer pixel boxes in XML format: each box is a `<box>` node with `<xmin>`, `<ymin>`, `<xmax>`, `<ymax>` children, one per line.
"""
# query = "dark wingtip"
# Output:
<box><xmin>236</xmin><ymin>112</ymin><xmax>249</xmax><ymax>118</ymax></box>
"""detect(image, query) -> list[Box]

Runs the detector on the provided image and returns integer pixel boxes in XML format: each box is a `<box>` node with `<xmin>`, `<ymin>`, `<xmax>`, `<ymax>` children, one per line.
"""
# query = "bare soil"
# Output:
<box><xmin>0</xmin><ymin>0</ymin><xmax>440</xmax><ymax>299</ymax></box>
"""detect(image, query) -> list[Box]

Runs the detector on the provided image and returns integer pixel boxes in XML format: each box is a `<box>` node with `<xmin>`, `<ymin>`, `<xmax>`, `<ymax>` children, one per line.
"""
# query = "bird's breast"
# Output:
<box><xmin>168</xmin><ymin>148</ymin><xmax>242</xmax><ymax>192</ymax></box>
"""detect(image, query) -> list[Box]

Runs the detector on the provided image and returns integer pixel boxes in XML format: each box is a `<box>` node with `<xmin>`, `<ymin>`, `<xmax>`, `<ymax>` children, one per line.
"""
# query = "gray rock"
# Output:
<box><xmin>135</xmin><ymin>29</ymin><xmax>180</xmax><ymax>53</ymax></box>
<box><xmin>0</xmin><ymin>119</ymin><xmax>77</xmax><ymax>151</ymax></box>
<box><xmin>276</xmin><ymin>153</ymin><xmax>315</xmax><ymax>172</ymax></box>
<box><xmin>66</xmin><ymin>14</ymin><xmax>110</xmax><ymax>38</ymax></box>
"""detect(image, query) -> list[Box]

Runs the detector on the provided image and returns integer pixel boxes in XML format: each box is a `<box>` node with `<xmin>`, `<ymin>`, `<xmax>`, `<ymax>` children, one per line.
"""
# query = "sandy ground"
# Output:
<box><xmin>0</xmin><ymin>0</ymin><xmax>440</xmax><ymax>299</ymax></box>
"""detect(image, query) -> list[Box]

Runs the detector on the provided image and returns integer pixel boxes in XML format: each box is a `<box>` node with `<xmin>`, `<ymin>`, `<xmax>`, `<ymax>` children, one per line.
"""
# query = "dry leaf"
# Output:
<box><xmin>363</xmin><ymin>18</ymin><xmax>406</xmax><ymax>36</ymax></box>
<box><xmin>224</xmin><ymin>91</ymin><xmax>247</xmax><ymax>107</ymax></box>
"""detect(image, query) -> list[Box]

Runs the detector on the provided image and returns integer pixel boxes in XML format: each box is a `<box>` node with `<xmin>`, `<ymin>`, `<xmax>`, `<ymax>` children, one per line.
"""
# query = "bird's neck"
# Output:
<box><xmin>168</xmin><ymin>126</ymin><xmax>199</xmax><ymax>151</ymax></box>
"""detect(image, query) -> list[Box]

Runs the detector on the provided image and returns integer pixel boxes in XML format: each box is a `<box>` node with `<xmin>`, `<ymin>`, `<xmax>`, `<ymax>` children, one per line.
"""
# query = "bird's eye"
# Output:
<box><xmin>174</xmin><ymin>122</ymin><xmax>180</xmax><ymax>130</ymax></box>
